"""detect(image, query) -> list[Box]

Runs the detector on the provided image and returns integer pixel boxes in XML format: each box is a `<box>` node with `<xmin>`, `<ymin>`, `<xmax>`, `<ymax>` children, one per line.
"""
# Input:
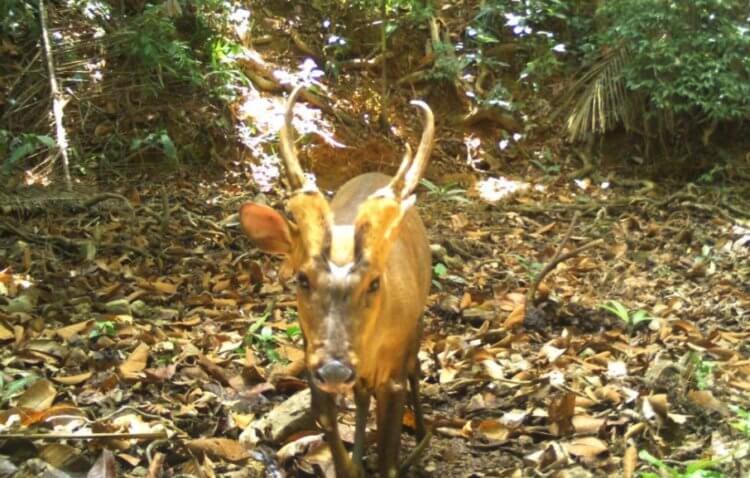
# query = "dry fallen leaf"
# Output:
<box><xmin>439</xmin><ymin>365</ymin><xmax>459</xmax><ymax>384</ymax></box>
<box><xmin>0</xmin><ymin>322</ymin><xmax>13</xmax><ymax>341</ymax></box>
<box><xmin>17</xmin><ymin>379</ymin><xmax>57</xmax><ymax>412</ymax></box>
<box><xmin>504</xmin><ymin>302</ymin><xmax>525</xmax><ymax>329</ymax></box>
<box><xmin>687</xmin><ymin>390</ymin><xmax>728</xmax><ymax>415</ymax></box>
<box><xmin>119</xmin><ymin>343</ymin><xmax>150</xmax><ymax>379</ymax></box>
<box><xmin>482</xmin><ymin>359</ymin><xmax>505</xmax><ymax>380</ymax></box>
<box><xmin>572</xmin><ymin>415</ymin><xmax>605</xmax><ymax>434</ymax></box>
<box><xmin>548</xmin><ymin>393</ymin><xmax>576</xmax><ymax>436</ymax></box>
<box><xmin>563</xmin><ymin>436</ymin><xmax>608</xmax><ymax>462</ymax></box>
<box><xmin>151</xmin><ymin>280</ymin><xmax>178</xmax><ymax>295</ymax></box>
<box><xmin>298</xmin><ymin>440</ymin><xmax>335</xmax><ymax>478</ymax></box>
<box><xmin>87</xmin><ymin>448</ymin><xmax>117</xmax><ymax>478</ymax></box>
<box><xmin>477</xmin><ymin>419</ymin><xmax>510</xmax><ymax>441</ymax></box>
<box><xmin>55</xmin><ymin>320</ymin><xmax>93</xmax><ymax>341</ymax></box>
<box><xmin>21</xmin><ymin>403</ymin><xmax>86</xmax><ymax>427</ymax></box>
<box><xmin>277</xmin><ymin>433</ymin><xmax>325</xmax><ymax>464</ymax></box>
<box><xmin>623</xmin><ymin>444</ymin><xmax>637</xmax><ymax>478</ymax></box>
<box><xmin>186</xmin><ymin>438</ymin><xmax>250</xmax><ymax>462</ymax></box>
<box><xmin>52</xmin><ymin>371</ymin><xmax>93</xmax><ymax>385</ymax></box>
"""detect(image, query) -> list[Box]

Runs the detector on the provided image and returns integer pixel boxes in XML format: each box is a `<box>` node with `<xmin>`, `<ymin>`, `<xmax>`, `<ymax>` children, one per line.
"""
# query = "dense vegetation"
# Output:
<box><xmin>3</xmin><ymin>0</ymin><xmax>750</xmax><ymax>181</ymax></box>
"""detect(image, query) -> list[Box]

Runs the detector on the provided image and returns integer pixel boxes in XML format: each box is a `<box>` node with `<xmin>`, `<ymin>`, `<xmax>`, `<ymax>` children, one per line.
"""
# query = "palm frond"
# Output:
<box><xmin>556</xmin><ymin>48</ymin><xmax>638</xmax><ymax>142</ymax></box>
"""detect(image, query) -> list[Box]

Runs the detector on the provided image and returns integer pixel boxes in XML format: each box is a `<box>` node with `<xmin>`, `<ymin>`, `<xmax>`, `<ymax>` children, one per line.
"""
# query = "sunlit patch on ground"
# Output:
<box><xmin>475</xmin><ymin>176</ymin><xmax>534</xmax><ymax>203</ymax></box>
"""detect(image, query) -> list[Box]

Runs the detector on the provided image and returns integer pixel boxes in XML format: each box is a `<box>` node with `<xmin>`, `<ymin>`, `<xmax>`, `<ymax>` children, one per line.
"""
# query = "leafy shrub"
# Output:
<box><xmin>113</xmin><ymin>4</ymin><xmax>203</xmax><ymax>89</ymax></box>
<box><xmin>468</xmin><ymin>0</ymin><xmax>588</xmax><ymax>83</ymax></box>
<box><xmin>1</xmin><ymin>130</ymin><xmax>55</xmax><ymax>174</ymax></box>
<box><xmin>1</xmin><ymin>0</ymin><xmax>38</xmax><ymax>39</ymax></box>
<box><xmin>596</xmin><ymin>0</ymin><xmax>750</xmax><ymax>123</ymax></box>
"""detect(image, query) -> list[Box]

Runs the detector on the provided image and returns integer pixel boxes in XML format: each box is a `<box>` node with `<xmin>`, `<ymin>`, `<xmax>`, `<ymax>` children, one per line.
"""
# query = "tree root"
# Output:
<box><xmin>461</xmin><ymin>108</ymin><xmax>521</xmax><ymax>133</ymax></box>
<box><xmin>238</xmin><ymin>51</ymin><xmax>357</xmax><ymax>126</ymax></box>
<box><xmin>340</xmin><ymin>52</ymin><xmax>392</xmax><ymax>70</ymax></box>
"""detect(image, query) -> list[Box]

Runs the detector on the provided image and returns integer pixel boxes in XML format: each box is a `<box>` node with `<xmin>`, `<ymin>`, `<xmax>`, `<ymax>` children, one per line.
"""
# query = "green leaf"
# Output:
<box><xmin>599</xmin><ymin>300</ymin><xmax>630</xmax><ymax>322</ymax></box>
<box><xmin>35</xmin><ymin>135</ymin><xmax>56</xmax><ymax>148</ymax></box>
<box><xmin>631</xmin><ymin>310</ymin><xmax>652</xmax><ymax>325</ymax></box>
<box><xmin>159</xmin><ymin>133</ymin><xmax>177</xmax><ymax>161</ymax></box>
<box><xmin>638</xmin><ymin>449</ymin><xmax>677</xmax><ymax>475</ymax></box>
<box><xmin>475</xmin><ymin>32</ymin><xmax>499</xmax><ymax>44</ymax></box>
<box><xmin>684</xmin><ymin>459</ymin><xmax>721</xmax><ymax>474</ymax></box>
<box><xmin>1</xmin><ymin>375</ymin><xmax>39</xmax><ymax>404</ymax></box>
<box><xmin>4</xmin><ymin>143</ymin><xmax>35</xmax><ymax>171</ymax></box>
<box><xmin>433</xmin><ymin>263</ymin><xmax>448</xmax><ymax>278</ymax></box>
<box><xmin>419</xmin><ymin>178</ymin><xmax>439</xmax><ymax>193</ymax></box>
<box><xmin>286</xmin><ymin>324</ymin><xmax>302</xmax><ymax>340</ymax></box>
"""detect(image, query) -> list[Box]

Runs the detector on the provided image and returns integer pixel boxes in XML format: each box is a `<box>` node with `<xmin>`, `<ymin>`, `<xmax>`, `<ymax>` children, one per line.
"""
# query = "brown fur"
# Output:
<box><xmin>330</xmin><ymin>173</ymin><xmax>431</xmax><ymax>389</ymax></box>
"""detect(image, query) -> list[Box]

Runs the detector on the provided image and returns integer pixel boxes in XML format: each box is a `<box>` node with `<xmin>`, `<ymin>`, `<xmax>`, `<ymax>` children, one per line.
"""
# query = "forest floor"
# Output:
<box><xmin>2</xmin><ymin>4</ymin><xmax>750</xmax><ymax>477</ymax></box>
<box><xmin>2</xmin><ymin>85</ymin><xmax>750</xmax><ymax>477</ymax></box>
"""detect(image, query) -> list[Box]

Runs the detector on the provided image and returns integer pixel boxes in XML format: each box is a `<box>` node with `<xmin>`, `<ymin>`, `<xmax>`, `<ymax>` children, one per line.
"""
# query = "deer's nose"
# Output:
<box><xmin>314</xmin><ymin>360</ymin><xmax>355</xmax><ymax>387</ymax></box>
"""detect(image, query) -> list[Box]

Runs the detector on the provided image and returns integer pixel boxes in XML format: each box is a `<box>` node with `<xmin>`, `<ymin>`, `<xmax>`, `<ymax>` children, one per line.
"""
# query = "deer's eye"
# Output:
<box><xmin>367</xmin><ymin>278</ymin><xmax>380</xmax><ymax>293</ymax></box>
<box><xmin>297</xmin><ymin>272</ymin><xmax>311</xmax><ymax>291</ymax></box>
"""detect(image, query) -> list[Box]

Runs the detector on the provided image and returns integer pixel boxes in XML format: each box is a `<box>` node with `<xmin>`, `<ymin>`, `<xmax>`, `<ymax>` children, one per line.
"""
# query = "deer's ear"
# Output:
<box><xmin>239</xmin><ymin>203</ymin><xmax>294</xmax><ymax>254</ymax></box>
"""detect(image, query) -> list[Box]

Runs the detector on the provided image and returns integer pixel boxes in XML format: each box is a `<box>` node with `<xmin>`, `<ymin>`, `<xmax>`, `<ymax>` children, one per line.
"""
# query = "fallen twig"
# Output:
<box><xmin>146</xmin><ymin>451</ymin><xmax>166</xmax><ymax>478</ymax></box>
<box><xmin>0</xmin><ymin>431</ymin><xmax>169</xmax><ymax>440</ymax></box>
<box><xmin>526</xmin><ymin>213</ymin><xmax>603</xmax><ymax>307</ymax></box>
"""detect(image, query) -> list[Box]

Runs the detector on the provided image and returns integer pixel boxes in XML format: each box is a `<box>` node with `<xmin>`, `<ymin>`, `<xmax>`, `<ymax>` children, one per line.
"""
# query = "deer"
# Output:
<box><xmin>239</xmin><ymin>85</ymin><xmax>434</xmax><ymax>478</ymax></box>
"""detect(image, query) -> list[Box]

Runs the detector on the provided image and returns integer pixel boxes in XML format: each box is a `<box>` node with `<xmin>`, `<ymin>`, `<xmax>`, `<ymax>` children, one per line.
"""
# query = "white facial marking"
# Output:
<box><xmin>329</xmin><ymin>261</ymin><xmax>354</xmax><ymax>284</ymax></box>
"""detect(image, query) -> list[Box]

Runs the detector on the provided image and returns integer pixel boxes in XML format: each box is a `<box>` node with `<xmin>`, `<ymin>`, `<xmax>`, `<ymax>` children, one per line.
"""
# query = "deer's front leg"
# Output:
<box><xmin>375</xmin><ymin>380</ymin><xmax>406</xmax><ymax>478</ymax></box>
<box><xmin>408</xmin><ymin>369</ymin><xmax>427</xmax><ymax>442</ymax></box>
<box><xmin>310</xmin><ymin>384</ymin><xmax>359</xmax><ymax>478</ymax></box>
<box><xmin>352</xmin><ymin>383</ymin><xmax>371</xmax><ymax>471</ymax></box>
<box><xmin>400</xmin><ymin>370</ymin><xmax>431</xmax><ymax>473</ymax></box>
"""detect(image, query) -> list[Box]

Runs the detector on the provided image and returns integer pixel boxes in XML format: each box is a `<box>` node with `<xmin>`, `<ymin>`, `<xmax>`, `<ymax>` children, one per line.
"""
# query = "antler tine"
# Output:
<box><xmin>384</xmin><ymin>144</ymin><xmax>413</xmax><ymax>198</ymax></box>
<box><xmin>400</xmin><ymin>100</ymin><xmax>435</xmax><ymax>198</ymax></box>
<box><xmin>279</xmin><ymin>85</ymin><xmax>309</xmax><ymax>191</ymax></box>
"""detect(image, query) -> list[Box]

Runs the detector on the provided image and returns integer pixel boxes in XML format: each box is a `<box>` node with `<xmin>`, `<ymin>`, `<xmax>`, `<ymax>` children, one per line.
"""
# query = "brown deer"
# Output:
<box><xmin>239</xmin><ymin>85</ymin><xmax>434</xmax><ymax>477</ymax></box>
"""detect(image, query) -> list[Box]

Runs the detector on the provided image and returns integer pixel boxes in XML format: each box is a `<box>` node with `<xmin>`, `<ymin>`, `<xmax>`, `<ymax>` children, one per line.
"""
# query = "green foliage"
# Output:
<box><xmin>0</xmin><ymin>374</ymin><xmax>39</xmax><ymax>407</ymax></box>
<box><xmin>419</xmin><ymin>178</ymin><xmax>469</xmax><ymax>203</ymax></box>
<box><xmin>1</xmin><ymin>130</ymin><xmax>55</xmax><ymax>173</ymax></box>
<box><xmin>130</xmin><ymin>129</ymin><xmax>178</xmax><ymax>165</ymax></box>
<box><xmin>638</xmin><ymin>450</ymin><xmax>725</xmax><ymax>478</ymax></box>
<box><xmin>691</xmin><ymin>354</ymin><xmax>715</xmax><ymax>390</ymax></box>
<box><xmin>89</xmin><ymin>321</ymin><xmax>117</xmax><ymax>339</ymax></box>
<box><xmin>433</xmin><ymin>262</ymin><xmax>447</xmax><ymax>279</ymax></box>
<box><xmin>314</xmin><ymin>0</ymin><xmax>433</xmax><ymax>22</ymax></box>
<box><xmin>512</xmin><ymin>254</ymin><xmax>543</xmax><ymax>280</ymax></box>
<box><xmin>431</xmin><ymin>262</ymin><xmax>447</xmax><ymax>290</ymax></box>
<box><xmin>427</xmin><ymin>41</ymin><xmax>467</xmax><ymax>83</ymax></box>
<box><xmin>244</xmin><ymin>314</ymin><xmax>284</xmax><ymax>363</ymax></box>
<box><xmin>285</xmin><ymin>324</ymin><xmax>302</xmax><ymax>342</ymax></box>
<box><xmin>1</xmin><ymin>0</ymin><xmax>37</xmax><ymax>39</ymax></box>
<box><xmin>730</xmin><ymin>406</ymin><xmax>750</xmax><ymax>437</ymax></box>
<box><xmin>205</xmin><ymin>38</ymin><xmax>252</xmax><ymax>101</ymax></box>
<box><xmin>596</xmin><ymin>0</ymin><xmax>750</xmax><ymax>123</ymax></box>
<box><xmin>479</xmin><ymin>83</ymin><xmax>514</xmax><ymax>109</ymax></box>
<box><xmin>530</xmin><ymin>147</ymin><xmax>560</xmax><ymax>175</ymax></box>
<box><xmin>469</xmin><ymin>0</ymin><xmax>579</xmax><ymax>83</ymax></box>
<box><xmin>599</xmin><ymin>300</ymin><xmax>653</xmax><ymax>331</ymax></box>
<box><xmin>114</xmin><ymin>4</ymin><xmax>202</xmax><ymax>89</ymax></box>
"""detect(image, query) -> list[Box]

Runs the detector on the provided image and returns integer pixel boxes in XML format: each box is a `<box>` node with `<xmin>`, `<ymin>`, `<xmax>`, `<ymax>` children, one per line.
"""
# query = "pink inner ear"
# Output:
<box><xmin>239</xmin><ymin>203</ymin><xmax>293</xmax><ymax>254</ymax></box>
